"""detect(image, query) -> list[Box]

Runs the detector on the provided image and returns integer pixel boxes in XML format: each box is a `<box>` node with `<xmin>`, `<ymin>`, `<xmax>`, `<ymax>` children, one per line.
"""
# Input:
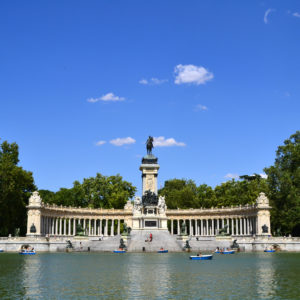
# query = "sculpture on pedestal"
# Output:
<box><xmin>158</xmin><ymin>196</ymin><xmax>166</xmax><ymax>214</ymax></box>
<box><xmin>146</xmin><ymin>136</ymin><xmax>154</xmax><ymax>155</ymax></box>
<box><xmin>142</xmin><ymin>190</ymin><xmax>158</xmax><ymax>206</ymax></box>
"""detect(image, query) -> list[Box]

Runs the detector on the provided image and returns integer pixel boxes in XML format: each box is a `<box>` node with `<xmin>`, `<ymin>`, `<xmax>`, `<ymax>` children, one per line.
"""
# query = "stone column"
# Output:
<box><xmin>117</xmin><ymin>219</ymin><xmax>120</xmax><ymax>235</ymax></box>
<box><xmin>54</xmin><ymin>218</ymin><xmax>58</xmax><ymax>235</ymax></box>
<box><xmin>195</xmin><ymin>219</ymin><xmax>198</xmax><ymax>236</ymax></box>
<box><xmin>111</xmin><ymin>219</ymin><xmax>114</xmax><ymax>236</ymax></box>
<box><xmin>88</xmin><ymin>219</ymin><xmax>91</xmax><ymax>236</ymax></box>
<box><xmin>100</xmin><ymin>219</ymin><xmax>102</xmax><ymax>236</ymax></box>
<box><xmin>171</xmin><ymin>219</ymin><xmax>174</xmax><ymax>235</ymax></box>
<box><xmin>231</xmin><ymin>218</ymin><xmax>234</xmax><ymax>235</ymax></box>
<box><xmin>243</xmin><ymin>218</ymin><xmax>246</xmax><ymax>235</ymax></box>
<box><xmin>63</xmin><ymin>219</ymin><xmax>66</xmax><ymax>235</ymax></box>
<box><xmin>189</xmin><ymin>219</ymin><xmax>192</xmax><ymax>236</ymax></box>
<box><xmin>178</xmin><ymin>220</ymin><xmax>181</xmax><ymax>235</ymax></box>
<box><xmin>104</xmin><ymin>219</ymin><xmax>108</xmax><ymax>236</ymax></box>
<box><xmin>239</xmin><ymin>218</ymin><xmax>243</xmax><ymax>235</ymax></box>
<box><xmin>73</xmin><ymin>219</ymin><xmax>76</xmax><ymax>235</ymax></box>
<box><xmin>200</xmin><ymin>219</ymin><xmax>203</xmax><ymax>236</ymax></box>
<box><xmin>67</xmin><ymin>219</ymin><xmax>70</xmax><ymax>235</ymax></box>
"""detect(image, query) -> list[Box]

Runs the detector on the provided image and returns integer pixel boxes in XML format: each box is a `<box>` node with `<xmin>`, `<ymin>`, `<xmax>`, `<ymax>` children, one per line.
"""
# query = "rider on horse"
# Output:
<box><xmin>146</xmin><ymin>136</ymin><xmax>154</xmax><ymax>155</ymax></box>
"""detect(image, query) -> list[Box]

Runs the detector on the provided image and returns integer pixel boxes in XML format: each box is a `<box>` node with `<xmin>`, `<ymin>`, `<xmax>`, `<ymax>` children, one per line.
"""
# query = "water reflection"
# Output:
<box><xmin>1</xmin><ymin>253</ymin><xmax>300</xmax><ymax>299</ymax></box>
<box><xmin>255</xmin><ymin>253</ymin><xmax>276</xmax><ymax>298</ymax></box>
<box><xmin>125</xmin><ymin>254</ymin><xmax>172</xmax><ymax>298</ymax></box>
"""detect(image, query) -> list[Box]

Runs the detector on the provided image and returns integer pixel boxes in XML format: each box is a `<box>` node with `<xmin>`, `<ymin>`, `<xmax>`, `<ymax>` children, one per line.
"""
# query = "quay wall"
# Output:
<box><xmin>1</xmin><ymin>236</ymin><xmax>300</xmax><ymax>252</ymax></box>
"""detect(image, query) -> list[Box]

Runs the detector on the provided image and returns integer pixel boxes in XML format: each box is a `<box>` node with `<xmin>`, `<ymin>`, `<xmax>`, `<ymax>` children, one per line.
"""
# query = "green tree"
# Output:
<box><xmin>39</xmin><ymin>173</ymin><xmax>136</xmax><ymax>209</ymax></box>
<box><xmin>0</xmin><ymin>140</ymin><xmax>36</xmax><ymax>236</ymax></box>
<box><xmin>158</xmin><ymin>179</ymin><xmax>198</xmax><ymax>208</ymax></box>
<box><xmin>264</xmin><ymin>131</ymin><xmax>300</xmax><ymax>236</ymax></box>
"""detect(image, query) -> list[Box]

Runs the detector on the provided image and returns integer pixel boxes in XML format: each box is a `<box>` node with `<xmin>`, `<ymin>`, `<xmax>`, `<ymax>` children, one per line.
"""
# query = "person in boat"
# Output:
<box><xmin>196</xmin><ymin>252</ymin><xmax>202</xmax><ymax>257</ymax></box>
<box><xmin>215</xmin><ymin>247</ymin><xmax>220</xmax><ymax>252</ymax></box>
<box><xmin>160</xmin><ymin>247</ymin><xmax>164</xmax><ymax>251</ymax></box>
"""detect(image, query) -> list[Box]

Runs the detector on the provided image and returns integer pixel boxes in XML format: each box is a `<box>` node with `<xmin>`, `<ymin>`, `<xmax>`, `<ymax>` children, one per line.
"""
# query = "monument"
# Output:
<box><xmin>132</xmin><ymin>136</ymin><xmax>168</xmax><ymax>230</ymax></box>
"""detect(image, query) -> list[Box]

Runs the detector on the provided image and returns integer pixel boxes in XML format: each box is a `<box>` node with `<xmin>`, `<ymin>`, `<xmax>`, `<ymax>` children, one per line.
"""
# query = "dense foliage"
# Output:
<box><xmin>0</xmin><ymin>140</ymin><xmax>36</xmax><ymax>236</ymax></box>
<box><xmin>264</xmin><ymin>131</ymin><xmax>300</xmax><ymax>236</ymax></box>
<box><xmin>39</xmin><ymin>173</ymin><xmax>136</xmax><ymax>209</ymax></box>
<box><xmin>158</xmin><ymin>175</ymin><xmax>268</xmax><ymax>209</ymax></box>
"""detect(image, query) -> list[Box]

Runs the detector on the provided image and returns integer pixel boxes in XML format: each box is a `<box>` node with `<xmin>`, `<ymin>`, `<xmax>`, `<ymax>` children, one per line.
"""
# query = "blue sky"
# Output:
<box><xmin>1</xmin><ymin>0</ymin><xmax>299</xmax><ymax>196</ymax></box>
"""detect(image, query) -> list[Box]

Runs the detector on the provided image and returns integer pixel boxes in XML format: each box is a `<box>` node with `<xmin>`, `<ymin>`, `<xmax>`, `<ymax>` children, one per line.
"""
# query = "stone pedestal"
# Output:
<box><xmin>26</xmin><ymin>191</ymin><xmax>42</xmax><ymax>237</ymax></box>
<box><xmin>132</xmin><ymin>154</ymin><xmax>168</xmax><ymax>230</ymax></box>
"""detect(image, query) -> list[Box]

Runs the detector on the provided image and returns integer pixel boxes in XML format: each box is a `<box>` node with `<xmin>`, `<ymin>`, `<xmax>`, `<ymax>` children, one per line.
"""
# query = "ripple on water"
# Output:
<box><xmin>1</xmin><ymin>252</ymin><xmax>300</xmax><ymax>299</ymax></box>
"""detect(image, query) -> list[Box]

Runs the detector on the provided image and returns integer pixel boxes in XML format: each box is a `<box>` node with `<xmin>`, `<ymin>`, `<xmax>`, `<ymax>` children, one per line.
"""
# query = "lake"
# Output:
<box><xmin>0</xmin><ymin>252</ymin><xmax>299</xmax><ymax>299</ymax></box>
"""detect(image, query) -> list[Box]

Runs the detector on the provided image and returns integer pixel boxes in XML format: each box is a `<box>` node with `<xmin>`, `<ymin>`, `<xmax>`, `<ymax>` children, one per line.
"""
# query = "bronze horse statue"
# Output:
<box><xmin>146</xmin><ymin>136</ymin><xmax>154</xmax><ymax>155</ymax></box>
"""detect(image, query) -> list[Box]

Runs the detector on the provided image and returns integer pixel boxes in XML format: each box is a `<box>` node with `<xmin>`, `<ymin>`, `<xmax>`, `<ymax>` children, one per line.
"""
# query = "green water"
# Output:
<box><xmin>0</xmin><ymin>252</ymin><xmax>300</xmax><ymax>299</ymax></box>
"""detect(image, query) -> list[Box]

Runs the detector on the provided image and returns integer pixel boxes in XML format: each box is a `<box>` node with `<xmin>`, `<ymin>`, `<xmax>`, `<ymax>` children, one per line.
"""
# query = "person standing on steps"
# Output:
<box><xmin>150</xmin><ymin>233</ymin><xmax>153</xmax><ymax>242</ymax></box>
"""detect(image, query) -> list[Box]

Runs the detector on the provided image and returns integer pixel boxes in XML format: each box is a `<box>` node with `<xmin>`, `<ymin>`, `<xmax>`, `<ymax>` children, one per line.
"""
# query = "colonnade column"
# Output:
<box><xmin>171</xmin><ymin>219</ymin><xmax>174</xmax><ymax>235</ymax></box>
<box><xmin>110</xmin><ymin>219</ymin><xmax>114</xmax><ymax>236</ymax></box>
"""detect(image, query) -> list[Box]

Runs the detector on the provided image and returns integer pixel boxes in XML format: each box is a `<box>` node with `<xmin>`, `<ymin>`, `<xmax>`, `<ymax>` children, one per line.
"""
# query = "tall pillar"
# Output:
<box><xmin>195</xmin><ymin>220</ymin><xmax>198</xmax><ymax>236</ymax></box>
<box><xmin>171</xmin><ymin>220</ymin><xmax>174</xmax><ymax>235</ymax></box>
<box><xmin>200</xmin><ymin>219</ymin><xmax>203</xmax><ymax>236</ymax></box>
<box><xmin>58</xmin><ymin>218</ymin><xmax>61</xmax><ymax>235</ymax></box>
<box><xmin>211</xmin><ymin>219</ymin><xmax>214</xmax><ymax>236</ymax></box>
<box><xmin>178</xmin><ymin>220</ymin><xmax>181</xmax><ymax>235</ymax></box>
<box><xmin>100</xmin><ymin>219</ymin><xmax>103</xmax><ymax>236</ymax></box>
<box><xmin>73</xmin><ymin>219</ymin><xmax>76</xmax><ymax>235</ymax></box>
<box><xmin>231</xmin><ymin>218</ymin><xmax>234</xmax><ymax>235</ymax></box>
<box><xmin>68</xmin><ymin>219</ymin><xmax>71</xmax><ymax>235</ymax></box>
<box><xmin>217</xmin><ymin>219</ymin><xmax>219</xmax><ymax>234</ymax></box>
<box><xmin>88</xmin><ymin>219</ymin><xmax>91</xmax><ymax>236</ymax></box>
<box><xmin>55</xmin><ymin>218</ymin><xmax>58</xmax><ymax>235</ymax></box>
<box><xmin>104</xmin><ymin>219</ymin><xmax>108</xmax><ymax>236</ymax></box>
<box><xmin>189</xmin><ymin>219</ymin><xmax>192</xmax><ymax>236</ymax></box>
<box><xmin>239</xmin><ymin>218</ymin><xmax>243</xmax><ymax>235</ymax></box>
<box><xmin>111</xmin><ymin>219</ymin><xmax>114</xmax><ymax>236</ymax></box>
<box><xmin>94</xmin><ymin>219</ymin><xmax>97</xmax><ymax>235</ymax></box>
<box><xmin>63</xmin><ymin>219</ymin><xmax>66</xmax><ymax>235</ymax></box>
<box><xmin>117</xmin><ymin>219</ymin><xmax>120</xmax><ymax>235</ymax></box>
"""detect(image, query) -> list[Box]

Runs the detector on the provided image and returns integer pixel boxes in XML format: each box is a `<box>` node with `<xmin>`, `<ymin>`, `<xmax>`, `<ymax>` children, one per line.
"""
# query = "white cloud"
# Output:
<box><xmin>195</xmin><ymin>104</ymin><xmax>208</xmax><ymax>111</ymax></box>
<box><xmin>264</xmin><ymin>8</ymin><xmax>275</xmax><ymax>24</ymax></box>
<box><xmin>259</xmin><ymin>173</ymin><xmax>268</xmax><ymax>179</ymax></box>
<box><xmin>87</xmin><ymin>92</ymin><xmax>125</xmax><ymax>103</ymax></box>
<box><xmin>224</xmin><ymin>173</ymin><xmax>239</xmax><ymax>179</ymax></box>
<box><xmin>110</xmin><ymin>137</ymin><xmax>136</xmax><ymax>146</ymax></box>
<box><xmin>139</xmin><ymin>78</ymin><xmax>167</xmax><ymax>85</ymax></box>
<box><xmin>174</xmin><ymin>64</ymin><xmax>213</xmax><ymax>85</ymax></box>
<box><xmin>153</xmin><ymin>136</ymin><xmax>186</xmax><ymax>147</ymax></box>
<box><xmin>95</xmin><ymin>140</ymin><xmax>106</xmax><ymax>146</ymax></box>
<box><xmin>292</xmin><ymin>12</ymin><xmax>300</xmax><ymax>18</ymax></box>
<box><xmin>139</xmin><ymin>79</ymin><xmax>148</xmax><ymax>85</ymax></box>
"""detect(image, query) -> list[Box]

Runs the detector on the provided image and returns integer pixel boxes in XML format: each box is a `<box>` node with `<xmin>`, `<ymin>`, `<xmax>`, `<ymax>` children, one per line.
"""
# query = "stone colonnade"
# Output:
<box><xmin>27</xmin><ymin>192</ymin><xmax>271</xmax><ymax>237</ymax></box>
<box><xmin>168</xmin><ymin>216</ymin><xmax>257</xmax><ymax>236</ymax></box>
<box><xmin>41</xmin><ymin>216</ymin><xmax>125</xmax><ymax>237</ymax></box>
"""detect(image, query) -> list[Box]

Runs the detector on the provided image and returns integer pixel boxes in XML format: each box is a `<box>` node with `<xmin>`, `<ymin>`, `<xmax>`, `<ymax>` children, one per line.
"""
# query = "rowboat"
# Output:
<box><xmin>221</xmin><ymin>250</ymin><xmax>235</xmax><ymax>254</ymax></box>
<box><xmin>190</xmin><ymin>255</ymin><xmax>213</xmax><ymax>260</ymax></box>
<box><xmin>19</xmin><ymin>249</ymin><xmax>36</xmax><ymax>255</ymax></box>
<box><xmin>264</xmin><ymin>249</ymin><xmax>276</xmax><ymax>253</ymax></box>
<box><xmin>157</xmin><ymin>249</ymin><xmax>168</xmax><ymax>253</ymax></box>
<box><xmin>113</xmin><ymin>250</ymin><xmax>126</xmax><ymax>253</ymax></box>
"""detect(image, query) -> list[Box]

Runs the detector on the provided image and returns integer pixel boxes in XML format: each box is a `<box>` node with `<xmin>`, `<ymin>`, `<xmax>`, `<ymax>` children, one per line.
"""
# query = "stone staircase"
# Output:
<box><xmin>127</xmin><ymin>230</ymin><xmax>182</xmax><ymax>252</ymax></box>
